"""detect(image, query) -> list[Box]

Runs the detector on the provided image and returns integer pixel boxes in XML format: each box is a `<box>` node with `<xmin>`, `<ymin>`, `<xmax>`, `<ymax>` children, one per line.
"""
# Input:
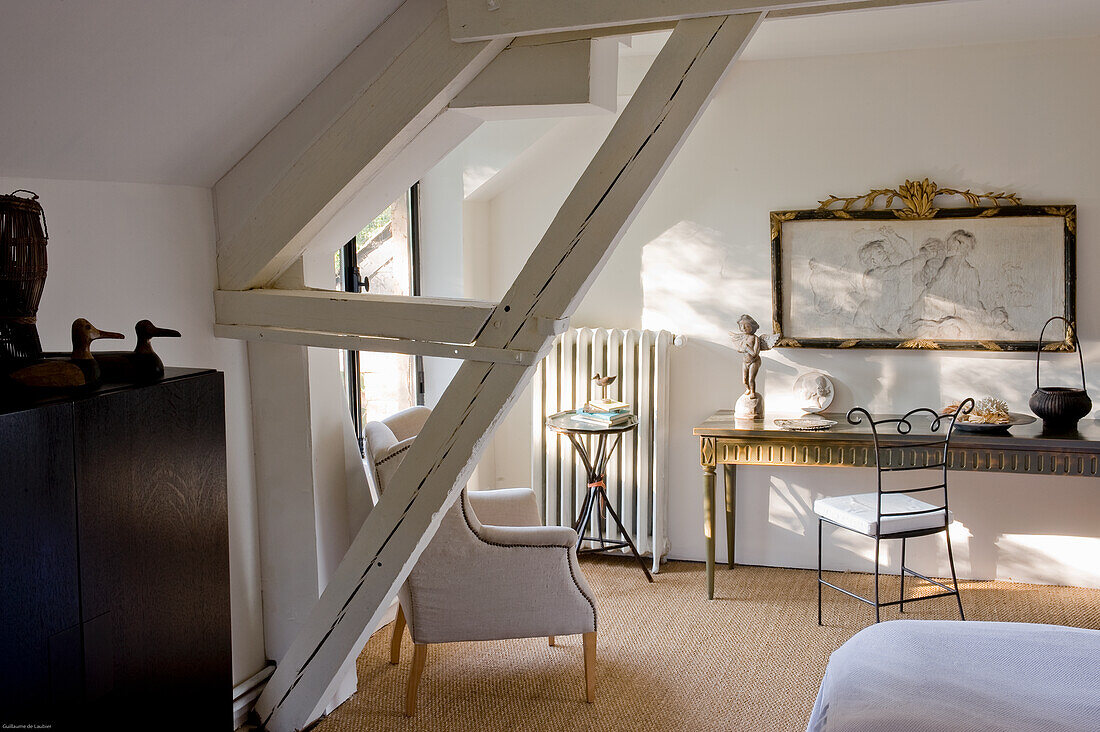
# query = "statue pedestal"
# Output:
<box><xmin>734</xmin><ymin>391</ymin><xmax>763</xmax><ymax>420</ymax></box>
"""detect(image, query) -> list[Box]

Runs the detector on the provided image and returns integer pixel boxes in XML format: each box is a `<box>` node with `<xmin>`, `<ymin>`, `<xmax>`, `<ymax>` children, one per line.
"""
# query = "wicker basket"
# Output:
<box><xmin>0</xmin><ymin>190</ymin><xmax>48</xmax><ymax>361</ymax></box>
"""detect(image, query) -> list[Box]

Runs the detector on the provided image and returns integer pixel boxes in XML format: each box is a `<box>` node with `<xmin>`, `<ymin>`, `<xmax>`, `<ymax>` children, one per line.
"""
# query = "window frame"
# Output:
<box><xmin>341</xmin><ymin>183</ymin><xmax>424</xmax><ymax>455</ymax></box>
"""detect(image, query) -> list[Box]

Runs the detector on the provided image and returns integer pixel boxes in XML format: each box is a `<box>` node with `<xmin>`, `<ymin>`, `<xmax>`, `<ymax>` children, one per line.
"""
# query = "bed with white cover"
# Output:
<box><xmin>806</xmin><ymin>619</ymin><xmax>1100</xmax><ymax>732</ymax></box>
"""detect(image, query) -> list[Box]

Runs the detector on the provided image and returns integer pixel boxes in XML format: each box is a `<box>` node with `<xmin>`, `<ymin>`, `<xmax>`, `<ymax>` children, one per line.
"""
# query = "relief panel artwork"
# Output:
<box><xmin>770</xmin><ymin>181</ymin><xmax>1076</xmax><ymax>351</ymax></box>
<box><xmin>785</xmin><ymin>217</ymin><xmax>1064</xmax><ymax>341</ymax></box>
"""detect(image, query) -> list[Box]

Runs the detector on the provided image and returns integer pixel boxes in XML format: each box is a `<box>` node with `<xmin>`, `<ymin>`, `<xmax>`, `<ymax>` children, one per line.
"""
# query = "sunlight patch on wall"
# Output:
<box><xmin>463</xmin><ymin>164</ymin><xmax>500</xmax><ymax>198</ymax></box>
<box><xmin>996</xmin><ymin>534</ymin><xmax>1100</xmax><ymax>587</ymax></box>
<box><xmin>641</xmin><ymin>221</ymin><xmax>770</xmax><ymax>341</ymax></box>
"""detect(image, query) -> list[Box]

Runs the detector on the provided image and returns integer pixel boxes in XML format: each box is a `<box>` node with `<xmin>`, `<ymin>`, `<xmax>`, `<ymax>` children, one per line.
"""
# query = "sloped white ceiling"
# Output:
<box><xmin>2</xmin><ymin>0</ymin><xmax>1098</xmax><ymax>187</ymax></box>
<box><xmin>620</xmin><ymin>0</ymin><xmax>1100</xmax><ymax>60</ymax></box>
<box><xmin>744</xmin><ymin>0</ymin><xmax>1100</xmax><ymax>60</ymax></box>
<box><xmin>0</xmin><ymin>0</ymin><xmax>402</xmax><ymax>186</ymax></box>
<box><xmin>619</xmin><ymin>0</ymin><xmax>1100</xmax><ymax>95</ymax></box>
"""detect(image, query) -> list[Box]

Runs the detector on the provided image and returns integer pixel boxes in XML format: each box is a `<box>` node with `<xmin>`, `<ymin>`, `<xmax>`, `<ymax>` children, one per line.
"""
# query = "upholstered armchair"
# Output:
<box><xmin>363</xmin><ymin>406</ymin><xmax>598</xmax><ymax>716</ymax></box>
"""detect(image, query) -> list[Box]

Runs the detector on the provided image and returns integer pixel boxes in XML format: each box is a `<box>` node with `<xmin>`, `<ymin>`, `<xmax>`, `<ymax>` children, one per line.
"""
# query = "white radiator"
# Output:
<box><xmin>531</xmin><ymin>328</ymin><xmax>676</xmax><ymax>573</ymax></box>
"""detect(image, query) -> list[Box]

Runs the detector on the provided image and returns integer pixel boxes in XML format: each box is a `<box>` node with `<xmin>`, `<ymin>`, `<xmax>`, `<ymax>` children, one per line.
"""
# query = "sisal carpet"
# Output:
<box><xmin>309</xmin><ymin>558</ymin><xmax>1100</xmax><ymax>732</ymax></box>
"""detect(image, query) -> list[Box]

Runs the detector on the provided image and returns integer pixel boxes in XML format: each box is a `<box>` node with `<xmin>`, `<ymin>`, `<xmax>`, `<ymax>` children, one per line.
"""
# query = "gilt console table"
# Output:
<box><xmin>693</xmin><ymin>410</ymin><xmax>1100</xmax><ymax>599</ymax></box>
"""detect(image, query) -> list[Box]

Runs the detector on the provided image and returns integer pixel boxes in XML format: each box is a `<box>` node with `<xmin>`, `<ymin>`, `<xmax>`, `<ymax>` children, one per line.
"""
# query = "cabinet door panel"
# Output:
<box><xmin>75</xmin><ymin>372</ymin><xmax>229</xmax><ymax>724</ymax></box>
<box><xmin>0</xmin><ymin>402</ymin><xmax>80</xmax><ymax>718</ymax></box>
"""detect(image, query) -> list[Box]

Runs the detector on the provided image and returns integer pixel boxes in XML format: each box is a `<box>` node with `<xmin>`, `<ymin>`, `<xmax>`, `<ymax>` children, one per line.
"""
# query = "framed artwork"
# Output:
<box><xmin>770</xmin><ymin>179</ymin><xmax>1077</xmax><ymax>351</ymax></box>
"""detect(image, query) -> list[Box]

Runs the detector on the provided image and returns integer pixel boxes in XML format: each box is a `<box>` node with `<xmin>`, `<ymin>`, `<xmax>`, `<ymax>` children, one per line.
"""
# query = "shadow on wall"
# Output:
<box><xmin>767</xmin><ymin>337</ymin><xmax>1071</xmax><ymax>416</ymax></box>
<box><xmin>640</xmin><ymin>220</ymin><xmax>771</xmax><ymax>342</ymax></box>
<box><xmin>962</xmin><ymin>475</ymin><xmax>1100</xmax><ymax>586</ymax></box>
<box><xmin>751</xmin><ymin>469</ymin><xmax>1100</xmax><ymax>587</ymax></box>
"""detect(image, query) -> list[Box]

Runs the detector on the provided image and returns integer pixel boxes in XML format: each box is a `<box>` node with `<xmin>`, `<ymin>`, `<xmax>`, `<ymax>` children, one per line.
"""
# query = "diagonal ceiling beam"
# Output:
<box><xmin>446</xmin><ymin>0</ymin><xmax>965</xmax><ymax>42</ymax></box>
<box><xmin>254</xmin><ymin>12</ymin><xmax>764</xmax><ymax>731</ymax></box>
<box><xmin>214</xmin><ymin>0</ymin><xmax>508</xmax><ymax>291</ymax></box>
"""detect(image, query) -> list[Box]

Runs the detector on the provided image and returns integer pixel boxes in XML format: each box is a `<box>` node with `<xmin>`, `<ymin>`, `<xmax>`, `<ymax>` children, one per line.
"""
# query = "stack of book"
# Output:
<box><xmin>573</xmin><ymin>398</ymin><xmax>633</xmax><ymax>427</ymax></box>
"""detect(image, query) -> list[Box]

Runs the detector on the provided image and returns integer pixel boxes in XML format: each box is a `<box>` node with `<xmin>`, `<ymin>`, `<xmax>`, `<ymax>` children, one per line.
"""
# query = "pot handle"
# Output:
<box><xmin>1035</xmin><ymin>316</ymin><xmax>1086</xmax><ymax>391</ymax></box>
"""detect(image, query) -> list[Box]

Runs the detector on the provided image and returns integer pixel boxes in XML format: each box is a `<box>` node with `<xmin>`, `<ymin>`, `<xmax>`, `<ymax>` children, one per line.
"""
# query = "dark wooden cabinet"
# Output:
<box><xmin>1</xmin><ymin>369</ymin><xmax>230</xmax><ymax>729</ymax></box>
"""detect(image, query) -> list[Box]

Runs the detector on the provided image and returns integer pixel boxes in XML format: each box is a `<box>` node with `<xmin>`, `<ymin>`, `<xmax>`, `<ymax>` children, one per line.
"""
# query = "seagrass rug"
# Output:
<box><xmin>308</xmin><ymin>558</ymin><xmax>1100</xmax><ymax>732</ymax></box>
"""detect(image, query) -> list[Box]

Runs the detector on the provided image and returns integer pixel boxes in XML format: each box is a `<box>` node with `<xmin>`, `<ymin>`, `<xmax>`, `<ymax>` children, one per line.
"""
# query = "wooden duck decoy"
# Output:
<box><xmin>6</xmin><ymin>318</ymin><xmax>124</xmax><ymax>390</ymax></box>
<box><xmin>96</xmin><ymin>319</ymin><xmax>181</xmax><ymax>383</ymax></box>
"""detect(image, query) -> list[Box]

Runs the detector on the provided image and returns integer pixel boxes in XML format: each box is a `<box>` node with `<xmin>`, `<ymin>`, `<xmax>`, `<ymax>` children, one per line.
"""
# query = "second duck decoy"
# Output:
<box><xmin>96</xmin><ymin>319</ymin><xmax>181</xmax><ymax>383</ymax></box>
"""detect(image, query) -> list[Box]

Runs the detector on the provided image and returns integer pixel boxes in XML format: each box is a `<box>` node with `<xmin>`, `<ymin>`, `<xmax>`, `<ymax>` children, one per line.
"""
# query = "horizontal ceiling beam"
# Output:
<box><xmin>214</xmin><ymin>289</ymin><xmax>494</xmax><ymax>344</ymax></box>
<box><xmin>507</xmin><ymin>21</ymin><xmax>678</xmax><ymax>48</ymax></box>
<box><xmin>767</xmin><ymin>0</ymin><xmax>962</xmax><ymax>19</ymax></box>
<box><xmin>446</xmin><ymin>0</ymin><xmax>964</xmax><ymax>42</ymax></box>
<box><xmin>213</xmin><ymin>324</ymin><xmax>539</xmax><ymax>365</ymax></box>
<box><xmin>450</xmin><ymin>38</ymin><xmax>617</xmax><ymax>119</ymax></box>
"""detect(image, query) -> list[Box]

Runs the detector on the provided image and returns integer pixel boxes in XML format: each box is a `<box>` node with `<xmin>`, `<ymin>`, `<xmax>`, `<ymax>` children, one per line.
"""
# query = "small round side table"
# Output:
<box><xmin>547</xmin><ymin>410</ymin><xmax>654</xmax><ymax>582</ymax></box>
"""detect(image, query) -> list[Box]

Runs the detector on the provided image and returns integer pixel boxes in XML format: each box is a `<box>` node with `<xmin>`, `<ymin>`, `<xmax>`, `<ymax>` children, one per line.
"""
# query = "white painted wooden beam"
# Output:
<box><xmin>214</xmin><ymin>0</ymin><xmax>509</xmax><ymax>290</ymax></box>
<box><xmin>446</xmin><ymin>0</ymin><xmax>963</xmax><ymax>41</ymax></box>
<box><xmin>243</xmin><ymin>258</ymin><xmax>365</xmax><ymax>714</ymax></box>
<box><xmin>507</xmin><ymin>22</ymin><xmax>678</xmax><ymax>48</ymax></box>
<box><xmin>450</xmin><ymin>38</ymin><xmax>617</xmax><ymax>119</ymax></box>
<box><xmin>247</xmin><ymin>341</ymin><xmax>322</xmax><ymax>662</ymax></box>
<box><xmin>213</xmin><ymin>324</ymin><xmax>539</xmax><ymax>365</ymax></box>
<box><xmin>255</xmin><ymin>13</ymin><xmax>762</xmax><ymax>731</ymax></box>
<box><xmin>214</xmin><ymin>289</ymin><xmax>494</xmax><ymax>344</ymax></box>
<box><xmin>768</xmin><ymin>0</ymin><xmax>966</xmax><ymax>19</ymax></box>
<box><xmin>295</xmin><ymin>109</ymin><xmax>482</xmax><ymax>267</ymax></box>
<box><xmin>214</xmin><ymin>0</ymin><xmax>440</xmax><ymax>245</ymax></box>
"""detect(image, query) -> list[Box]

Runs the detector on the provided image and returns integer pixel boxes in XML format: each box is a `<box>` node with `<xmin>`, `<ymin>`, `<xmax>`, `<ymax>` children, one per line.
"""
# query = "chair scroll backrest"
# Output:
<box><xmin>846</xmin><ymin>399</ymin><xmax>975</xmax><ymax>529</ymax></box>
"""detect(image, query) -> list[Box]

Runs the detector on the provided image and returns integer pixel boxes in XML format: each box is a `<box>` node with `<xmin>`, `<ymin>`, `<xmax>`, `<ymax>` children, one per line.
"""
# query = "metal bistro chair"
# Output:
<box><xmin>815</xmin><ymin>399</ymin><xmax>974</xmax><ymax>625</ymax></box>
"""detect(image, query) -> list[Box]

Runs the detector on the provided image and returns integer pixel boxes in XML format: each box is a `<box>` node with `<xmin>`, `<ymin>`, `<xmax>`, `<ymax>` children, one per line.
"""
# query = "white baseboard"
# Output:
<box><xmin>233</xmin><ymin>663</ymin><xmax>275</xmax><ymax>730</ymax></box>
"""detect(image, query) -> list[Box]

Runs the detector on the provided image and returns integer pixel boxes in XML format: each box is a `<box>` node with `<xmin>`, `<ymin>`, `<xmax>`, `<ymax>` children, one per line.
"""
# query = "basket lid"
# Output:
<box><xmin>0</xmin><ymin>190</ymin><xmax>48</xmax><ymax>242</ymax></box>
<box><xmin>1</xmin><ymin>189</ymin><xmax>43</xmax><ymax>211</ymax></box>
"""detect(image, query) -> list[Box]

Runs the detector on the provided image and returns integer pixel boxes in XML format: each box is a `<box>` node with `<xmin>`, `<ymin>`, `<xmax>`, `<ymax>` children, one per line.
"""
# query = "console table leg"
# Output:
<box><xmin>724</xmin><ymin>464</ymin><xmax>736</xmax><ymax>569</ymax></box>
<box><xmin>703</xmin><ymin>464</ymin><xmax>716</xmax><ymax>599</ymax></box>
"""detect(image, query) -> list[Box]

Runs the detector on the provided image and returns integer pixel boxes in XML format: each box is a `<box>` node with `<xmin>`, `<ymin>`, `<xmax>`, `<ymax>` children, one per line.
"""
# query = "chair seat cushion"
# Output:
<box><xmin>814</xmin><ymin>493</ymin><xmax>951</xmax><ymax>536</ymax></box>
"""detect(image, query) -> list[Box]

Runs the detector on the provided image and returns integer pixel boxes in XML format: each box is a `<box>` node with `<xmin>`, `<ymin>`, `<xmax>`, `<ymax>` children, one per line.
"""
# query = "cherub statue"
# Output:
<box><xmin>729</xmin><ymin>314</ymin><xmax>779</xmax><ymax>419</ymax></box>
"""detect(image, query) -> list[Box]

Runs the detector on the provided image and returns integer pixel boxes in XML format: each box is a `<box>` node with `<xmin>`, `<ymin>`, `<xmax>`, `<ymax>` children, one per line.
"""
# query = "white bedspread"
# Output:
<box><xmin>807</xmin><ymin>620</ymin><xmax>1100</xmax><ymax>732</ymax></box>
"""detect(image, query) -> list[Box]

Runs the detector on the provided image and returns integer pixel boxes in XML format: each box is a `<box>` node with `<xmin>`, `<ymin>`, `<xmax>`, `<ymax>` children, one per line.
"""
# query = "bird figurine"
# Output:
<box><xmin>592</xmin><ymin>373</ymin><xmax>617</xmax><ymax>400</ymax></box>
<box><xmin>96</xmin><ymin>319</ymin><xmax>181</xmax><ymax>383</ymax></box>
<box><xmin>5</xmin><ymin>318</ymin><xmax>124</xmax><ymax>391</ymax></box>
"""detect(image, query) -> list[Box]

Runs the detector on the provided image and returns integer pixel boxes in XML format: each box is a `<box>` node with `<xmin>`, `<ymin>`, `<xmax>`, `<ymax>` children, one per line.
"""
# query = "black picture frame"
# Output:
<box><xmin>769</xmin><ymin>204</ymin><xmax>1077</xmax><ymax>351</ymax></box>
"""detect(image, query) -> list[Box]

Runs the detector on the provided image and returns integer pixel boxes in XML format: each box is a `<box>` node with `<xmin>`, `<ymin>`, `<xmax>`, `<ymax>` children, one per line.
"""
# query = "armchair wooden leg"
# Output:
<box><xmin>548</xmin><ymin>636</ymin><xmax>555</xmax><ymax>646</ymax></box>
<box><xmin>390</xmin><ymin>606</ymin><xmax>406</xmax><ymax>665</ymax></box>
<box><xmin>582</xmin><ymin>631</ymin><xmax>596</xmax><ymax>703</ymax></box>
<box><xmin>405</xmin><ymin>643</ymin><xmax>428</xmax><ymax>717</ymax></box>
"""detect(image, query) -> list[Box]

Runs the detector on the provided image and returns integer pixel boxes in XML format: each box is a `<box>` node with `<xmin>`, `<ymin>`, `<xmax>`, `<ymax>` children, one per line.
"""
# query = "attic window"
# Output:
<box><xmin>335</xmin><ymin>184</ymin><xmax>423</xmax><ymax>452</ymax></box>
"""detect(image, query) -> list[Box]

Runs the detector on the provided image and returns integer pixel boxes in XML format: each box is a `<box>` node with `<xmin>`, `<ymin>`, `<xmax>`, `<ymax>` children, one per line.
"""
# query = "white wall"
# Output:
<box><xmin>417</xmin><ymin>118</ymin><xmax>562</xmax><ymax>488</ymax></box>
<box><xmin>475</xmin><ymin>36</ymin><xmax>1100</xmax><ymax>587</ymax></box>
<box><xmin>0</xmin><ymin>177</ymin><xmax>266</xmax><ymax>683</ymax></box>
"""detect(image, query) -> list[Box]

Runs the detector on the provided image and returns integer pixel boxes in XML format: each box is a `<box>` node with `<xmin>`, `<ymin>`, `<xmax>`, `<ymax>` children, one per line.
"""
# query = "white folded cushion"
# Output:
<box><xmin>814</xmin><ymin>492</ymin><xmax>951</xmax><ymax>536</ymax></box>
